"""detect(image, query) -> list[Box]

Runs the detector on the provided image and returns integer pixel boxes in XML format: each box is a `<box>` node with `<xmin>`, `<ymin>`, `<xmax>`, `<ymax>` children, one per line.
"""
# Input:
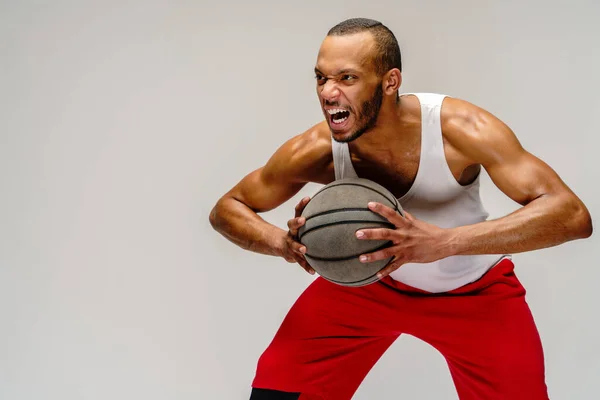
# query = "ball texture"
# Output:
<box><xmin>298</xmin><ymin>177</ymin><xmax>403</xmax><ymax>287</ymax></box>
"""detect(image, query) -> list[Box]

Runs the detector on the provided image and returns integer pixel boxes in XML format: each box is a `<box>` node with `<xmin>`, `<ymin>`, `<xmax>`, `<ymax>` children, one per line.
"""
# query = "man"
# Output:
<box><xmin>209</xmin><ymin>18</ymin><xmax>592</xmax><ymax>400</ymax></box>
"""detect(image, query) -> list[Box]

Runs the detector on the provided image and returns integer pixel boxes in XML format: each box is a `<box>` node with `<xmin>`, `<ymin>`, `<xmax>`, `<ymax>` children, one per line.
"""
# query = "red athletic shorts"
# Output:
<box><xmin>251</xmin><ymin>259</ymin><xmax>549</xmax><ymax>399</ymax></box>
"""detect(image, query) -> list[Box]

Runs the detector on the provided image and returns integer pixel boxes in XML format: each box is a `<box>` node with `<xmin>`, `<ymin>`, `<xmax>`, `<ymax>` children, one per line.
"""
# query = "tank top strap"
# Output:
<box><xmin>331</xmin><ymin>139</ymin><xmax>358</xmax><ymax>180</ymax></box>
<box><xmin>403</xmin><ymin>93</ymin><xmax>460</xmax><ymax>196</ymax></box>
<box><xmin>415</xmin><ymin>92</ymin><xmax>447</xmax><ymax>161</ymax></box>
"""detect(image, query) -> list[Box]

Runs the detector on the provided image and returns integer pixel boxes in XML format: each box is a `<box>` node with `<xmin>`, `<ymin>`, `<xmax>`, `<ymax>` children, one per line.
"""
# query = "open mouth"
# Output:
<box><xmin>327</xmin><ymin>108</ymin><xmax>351</xmax><ymax>125</ymax></box>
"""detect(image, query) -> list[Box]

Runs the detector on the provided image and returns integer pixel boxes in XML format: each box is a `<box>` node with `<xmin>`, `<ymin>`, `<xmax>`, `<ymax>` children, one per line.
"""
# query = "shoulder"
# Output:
<box><xmin>441</xmin><ymin>97</ymin><xmax>498</xmax><ymax>140</ymax></box>
<box><xmin>263</xmin><ymin>121</ymin><xmax>333</xmax><ymax>183</ymax></box>
<box><xmin>286</xmin><ymin>121</ymin><xmax>332</xmax><ymax>163</ymax></box>
<box><xmin>439</xmin><ymin>96</ymin><xmax>524</xmax><ymax>164</ymax></box>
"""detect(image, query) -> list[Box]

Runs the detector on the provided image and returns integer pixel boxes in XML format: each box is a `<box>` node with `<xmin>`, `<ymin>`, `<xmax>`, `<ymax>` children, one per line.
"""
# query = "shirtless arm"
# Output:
<box><xmin>209</xmin><ymin>126</ymin><xmax>332</xmax><ymax>272</ymax></box>
<box><xmin>444</xmin><ymin>100</ymin><xmax>592</xmax><ymax>255</ymax></box>
<box><xmin>356</xmin><ymin>99</ymin><xmax>592</xmax><ymax>274</ymax></box>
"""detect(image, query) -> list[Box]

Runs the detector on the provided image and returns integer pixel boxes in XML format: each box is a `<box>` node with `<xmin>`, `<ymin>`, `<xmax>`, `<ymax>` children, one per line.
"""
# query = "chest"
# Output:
<box><xmin>346</xmin><ymin>140</ymin><xmax>479</xmax><ymax>200</ymax></box>
<box><xmin>350</xmin><ymin>152</ymin><xmax>419</xmax><ymax>199</ymax></box>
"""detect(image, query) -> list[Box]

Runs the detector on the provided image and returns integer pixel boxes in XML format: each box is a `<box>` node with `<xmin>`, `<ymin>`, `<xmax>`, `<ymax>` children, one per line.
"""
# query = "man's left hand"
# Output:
<box><xmin>356</xmin><ymin>202</ymin><xmax>455</xmax><ymax>278</ymax></box>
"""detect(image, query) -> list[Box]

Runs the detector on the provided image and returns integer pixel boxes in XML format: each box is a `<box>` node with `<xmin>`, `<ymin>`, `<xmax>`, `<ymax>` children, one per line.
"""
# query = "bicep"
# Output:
<box><xmin>229</xmin><ymin>166</ymin><xmax>306</xmax><ymax>213</ymax></box>
<box><xmin>219</xmin><ymin>124</ymin><xmax>330</xmax><ymax>213</ymax></box>
<box><xmin>447</xmin><ymin>102</ymin><xmax>573</xmax><ymax>206</ymax></box>
<box><xmin>484</xmin><ymin>149</ymin><xmax>571</xmax><ymax>206</ymax></box>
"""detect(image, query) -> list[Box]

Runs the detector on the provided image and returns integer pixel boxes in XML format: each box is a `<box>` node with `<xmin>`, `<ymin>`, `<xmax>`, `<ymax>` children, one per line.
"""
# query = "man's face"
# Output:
<box><xmin>314</xmin><ymin>32</ymin><xmax>384</xmax><ymax>143</ymax></box>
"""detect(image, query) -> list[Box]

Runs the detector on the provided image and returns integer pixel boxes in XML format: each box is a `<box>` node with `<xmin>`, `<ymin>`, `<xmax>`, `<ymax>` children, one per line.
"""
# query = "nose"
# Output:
<box><xmin>320</xmin><ymin>79</ymin><xmax>340</xmax><ymax>102</ymax></box>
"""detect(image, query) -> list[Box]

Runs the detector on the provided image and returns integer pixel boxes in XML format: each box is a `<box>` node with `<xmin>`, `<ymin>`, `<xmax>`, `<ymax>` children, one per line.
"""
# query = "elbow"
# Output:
<box><xmin>579</xmin><ymin>212</ymin><xmax>593</xmax><ymax>239</ymax></box>
<box><xmin>209</xmin><ymin>207</ymin><xmax>217</xmax><ymax>230</ymax></box>
<box><xmin>209</xmin><ymin>200</ymin><xmax>222</xmax><ymax>231</ymax></box>
<box><xmin>572</xmin><ymin>201</ymin><xmax>593</xmax><ymax>239</ymax></box>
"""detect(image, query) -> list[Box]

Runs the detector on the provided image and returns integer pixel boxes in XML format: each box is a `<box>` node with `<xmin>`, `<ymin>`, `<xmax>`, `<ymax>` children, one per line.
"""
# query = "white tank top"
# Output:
<box><xmin>332</xmin><ymin>93</ymin><xmax>509</xmax><ymax>293</ymax></box>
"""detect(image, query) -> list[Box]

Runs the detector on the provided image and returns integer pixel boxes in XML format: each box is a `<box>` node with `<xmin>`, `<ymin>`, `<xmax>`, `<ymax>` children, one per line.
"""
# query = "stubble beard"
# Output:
<box><xmin>331</xmin><ymin>83</ymin><xmax>384</xmax><ymax>143</ymax></box>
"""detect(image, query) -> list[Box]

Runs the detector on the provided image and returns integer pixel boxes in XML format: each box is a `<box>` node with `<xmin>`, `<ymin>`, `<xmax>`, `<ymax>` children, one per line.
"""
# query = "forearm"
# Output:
<box><xmin>209</xmin><ymin>197</ymin><xmax>286</xmax><ymax>257</ymax></box>
<box><xmin>448</xmin><ymin>194</ymin><xmax>592</xmax><ymax>256</ymax></box>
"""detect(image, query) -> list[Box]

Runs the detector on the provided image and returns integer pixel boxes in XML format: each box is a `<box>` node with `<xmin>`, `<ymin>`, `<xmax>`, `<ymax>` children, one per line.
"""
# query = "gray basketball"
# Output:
<box><xmin>298</xmin><ymin>177</ymin><xmax>403</xmax><ymax>287</ymax></box>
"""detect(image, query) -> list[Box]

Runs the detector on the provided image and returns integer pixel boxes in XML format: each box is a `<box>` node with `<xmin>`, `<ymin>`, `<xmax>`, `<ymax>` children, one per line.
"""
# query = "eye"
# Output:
<box><xmin>315</xmin><ymin>74</ymin><xmax>326</xmax><ymax>84</ymax></box>
<box><xmin>342</xmin><ymin>75</ymin><xmax>356</xmax><ymax>81</ymax></box>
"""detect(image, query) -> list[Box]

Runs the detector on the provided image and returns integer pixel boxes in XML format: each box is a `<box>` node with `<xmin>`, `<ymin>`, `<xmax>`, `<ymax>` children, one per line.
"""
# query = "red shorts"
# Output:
<box><xmin>251</xmin><ymin>259</ymin><xmax>549</xmax><ymax>399</ymax></box>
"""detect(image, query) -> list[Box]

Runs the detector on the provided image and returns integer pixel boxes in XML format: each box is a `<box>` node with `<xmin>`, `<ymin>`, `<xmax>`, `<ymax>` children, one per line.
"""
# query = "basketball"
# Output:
<box><xmin>298</xmin><ymin>177</ymin><xmax>404</xmax><ymax>287</ymax></box>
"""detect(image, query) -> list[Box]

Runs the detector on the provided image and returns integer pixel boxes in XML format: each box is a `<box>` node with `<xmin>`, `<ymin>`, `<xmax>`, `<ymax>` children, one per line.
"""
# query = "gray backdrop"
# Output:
<box><xmin>1</xmin><ymin>0</ymin><xmax>599</xmax><ymax>399</ymax></box>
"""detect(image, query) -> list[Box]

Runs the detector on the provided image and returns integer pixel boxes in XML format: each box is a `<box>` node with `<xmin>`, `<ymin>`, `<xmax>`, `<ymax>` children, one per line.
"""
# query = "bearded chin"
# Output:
<box><xmin>331</xmin><ymin>84</ymin><xmax>384</xmax><ymax>143</ymax></box>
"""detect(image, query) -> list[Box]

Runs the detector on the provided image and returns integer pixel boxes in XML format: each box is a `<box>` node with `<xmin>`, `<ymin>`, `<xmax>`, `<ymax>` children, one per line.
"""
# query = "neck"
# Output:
<box><xmin>351</xmin><ymin>96</ymin><xmax>417</xmax><ymax>152</ymax></box>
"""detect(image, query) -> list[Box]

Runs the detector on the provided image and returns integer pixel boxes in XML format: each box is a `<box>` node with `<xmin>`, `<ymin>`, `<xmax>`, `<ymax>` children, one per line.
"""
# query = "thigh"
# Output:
<box><xmin>413</xmin><ymin>269</ymin><xmax>548</xmax><ymax>400</ymax></box>
<box><xmin>252</xmin><ymin>277</ymin><xmax>401</xmax><ymax>400</ymax></box>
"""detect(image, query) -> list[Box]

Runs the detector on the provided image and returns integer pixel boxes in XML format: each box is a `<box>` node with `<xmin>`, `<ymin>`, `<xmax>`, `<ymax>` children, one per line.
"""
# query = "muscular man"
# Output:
<box><xmin>209</xmin><ymin>18</ymin><xmax>592</xmax><ymax>400</ymax></box>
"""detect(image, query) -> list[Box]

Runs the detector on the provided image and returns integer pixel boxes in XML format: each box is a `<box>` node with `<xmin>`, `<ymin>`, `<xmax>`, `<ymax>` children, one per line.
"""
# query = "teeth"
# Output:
<box><xmin>332</xmin><ymin>116</ymin><xmax>348</xmax><ymax>124</ymax></box>
<box><xmin>327</xmin><ymin>108</ymin><xmax>346</xmax><ymax>115</ymax></box>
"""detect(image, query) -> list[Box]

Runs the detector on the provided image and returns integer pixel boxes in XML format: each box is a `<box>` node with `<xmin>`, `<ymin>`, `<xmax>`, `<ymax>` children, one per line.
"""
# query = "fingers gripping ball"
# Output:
<box><xmin>298</xmin><ymin>178</ymin><xmax>403</xmax><ymax>287</ymax></box>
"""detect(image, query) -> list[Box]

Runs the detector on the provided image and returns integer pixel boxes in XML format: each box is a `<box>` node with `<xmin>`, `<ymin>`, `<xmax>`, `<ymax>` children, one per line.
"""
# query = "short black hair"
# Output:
<box><xmin>327</xmin><ymin>18</ymin><xmax>402</xmax><ymax>76</ymax></box>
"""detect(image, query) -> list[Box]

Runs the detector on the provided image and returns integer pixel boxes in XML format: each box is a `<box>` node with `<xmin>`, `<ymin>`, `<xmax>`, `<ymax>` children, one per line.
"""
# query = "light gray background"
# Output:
<box><xmin>1</xmin><ymin>0</ymin><xmax>599</xmax><ymax>399</ymax></box>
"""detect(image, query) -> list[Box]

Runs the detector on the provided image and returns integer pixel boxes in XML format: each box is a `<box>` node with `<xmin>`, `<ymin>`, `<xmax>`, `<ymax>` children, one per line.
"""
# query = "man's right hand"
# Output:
<box><xmin>279</xmin><ymin>196</ymin><xmax>315</xmax><ymax>275</ymax></box>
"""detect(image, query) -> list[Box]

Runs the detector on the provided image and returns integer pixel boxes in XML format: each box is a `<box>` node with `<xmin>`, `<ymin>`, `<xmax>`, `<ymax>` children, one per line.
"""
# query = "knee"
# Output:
<box><xmin>252</xmin><ymin>345</ymin><xmax>301</xmax><ymax>398</ymax></box>
<box><xmin>255</xmin><ymin>342</ymin><xmax>285</xmax><ymax>375</ymax></box>
<box><xmin>252</xmin><ymin>341</ymin><xmax>301</xmax><ymax>390</ymax></box>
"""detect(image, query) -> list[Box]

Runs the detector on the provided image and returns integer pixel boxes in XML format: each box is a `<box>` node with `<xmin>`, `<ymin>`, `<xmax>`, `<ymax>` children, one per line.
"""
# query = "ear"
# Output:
<box><xmin>383</xmin><ymin>68</ymin><xmax>402</xmax><ymax>96</ymax></box>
